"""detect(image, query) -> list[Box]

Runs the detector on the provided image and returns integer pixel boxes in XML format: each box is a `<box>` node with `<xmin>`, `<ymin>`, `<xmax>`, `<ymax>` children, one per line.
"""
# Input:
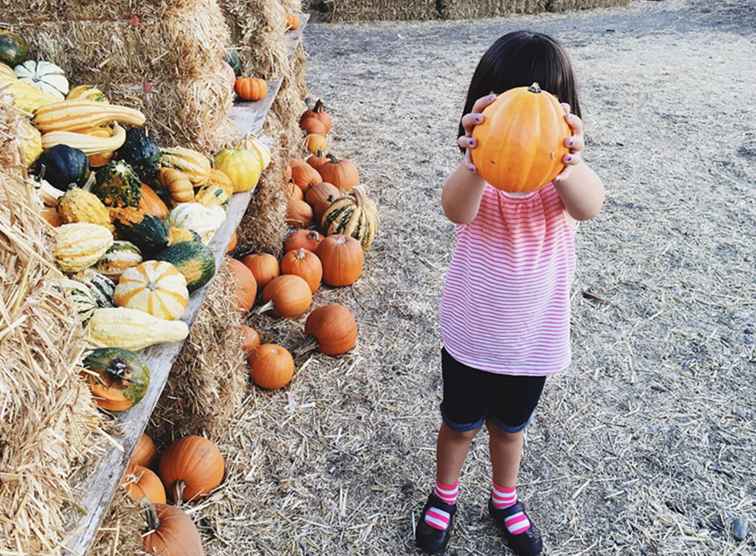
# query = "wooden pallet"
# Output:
<box><xmin>62</xmin><ymin>19</ymin><xmax>308</xmax><ymax>556</ymax></box>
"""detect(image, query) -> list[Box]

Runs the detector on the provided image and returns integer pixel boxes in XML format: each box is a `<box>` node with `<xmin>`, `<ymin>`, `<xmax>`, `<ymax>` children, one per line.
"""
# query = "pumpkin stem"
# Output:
<box><xmin>528</xmin><ymin>82</ymin><xmax>542</xmax><ymax>94</ymax></box>
<box><xmin>294</xmin><ymin>339</ymin><xmax>318</xmax><ymax>357</ymax></box>
<box><xmin>314</xmin><ymin>99</ymin><xmax>326</xmax><ymax>113</ymax></box>
<box><xmin>142</xmin><ymin>500</ymin><xmax>160</xmax><ymax>532</ymax></box>
<box><xmin>255</xmin><ymin>300</ymin><xmax>274</xmax><ymax>315</ymax></box>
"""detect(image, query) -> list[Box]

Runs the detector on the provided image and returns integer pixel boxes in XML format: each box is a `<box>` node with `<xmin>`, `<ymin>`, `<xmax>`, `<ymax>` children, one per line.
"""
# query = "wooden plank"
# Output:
<box><xmin>229</xmin><ymin>78</ymin><xmax>283</xmax><ymax>138</ymax></box>
<box><xmin>287</xmin><ymin>13</ymin><xmax>310</xmax><ymax>56</ymax></box>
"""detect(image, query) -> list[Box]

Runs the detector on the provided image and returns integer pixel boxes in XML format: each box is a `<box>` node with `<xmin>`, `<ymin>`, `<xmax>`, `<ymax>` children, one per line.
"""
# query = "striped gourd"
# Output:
<box><xmin>53</xmin><ymin>222</ymin><xmax>114</xmax><ymax>273</ymax></box>
<box><xmin>73</xmin><ymin>269</ymin><xmax>116</xmax><ymax>308</ymax></box>
<box><xmin>42</xmin><ymin>123</ymin><xmax>126</xmax><ymax>155</ymax></box>
<box><xmin>321</xmin><ymin>188</ymin><xmax>379</xmax><ymax>250</ymax></box>
<box><xmin>95</xmin><ymin>241</ymin><xmax>143</xmax><ymax>279</ymax></box>
<box><xmin>54</xmin><ymin>278</ymin><xmax>99</xmax><ymax>324</ymax></box>
<box><xmin>32</xmin><ymin>100</ymin><xmax>146</xmax><ymax>133</ymax></box>
<box><xmin>114</xmin><ymin>260</ymin><xmax>189</xmax><ymax>321</ymax></box>
<box><xmin>160</xmin><ymin>146</ymin><xmax>211</xmax><ymax>185</ymax></box>
<box><xmin>85</xmin><ymin>307</ymin><xmax>189</xmax><ymax>351</ymax></box>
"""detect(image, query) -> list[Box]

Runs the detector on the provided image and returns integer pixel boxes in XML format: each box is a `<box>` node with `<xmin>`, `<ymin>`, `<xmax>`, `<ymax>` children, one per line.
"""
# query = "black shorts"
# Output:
<box><xmin>440</xmin><ymin>348</ymin><xmax>546</xmax><ymax>433</ymax></box>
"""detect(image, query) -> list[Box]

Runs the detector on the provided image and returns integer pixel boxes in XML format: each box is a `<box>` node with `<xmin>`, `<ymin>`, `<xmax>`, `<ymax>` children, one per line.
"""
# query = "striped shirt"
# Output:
<box><xmin>439</xmin><ymin>182</ymin><xmax>576</xmax><ymax>376</ymax></box>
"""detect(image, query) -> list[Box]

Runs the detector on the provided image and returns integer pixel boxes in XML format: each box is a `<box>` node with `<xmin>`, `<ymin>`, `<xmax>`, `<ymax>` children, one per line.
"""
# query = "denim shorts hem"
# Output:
<box><xmin>441</xmin><ymin>411</ymin><xmax>484</xmax><ymax>433</ymax></box>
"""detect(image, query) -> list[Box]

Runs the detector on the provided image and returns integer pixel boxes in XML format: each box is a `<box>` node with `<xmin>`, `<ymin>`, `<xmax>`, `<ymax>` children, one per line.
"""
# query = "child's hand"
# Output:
<box><xmin>556</xmin><ymin>103</ymin><xmax>584</xmax><ymax>182</ymax></box>
<box><xmin>457</xmin><ymin>93</ymin><xmax>498</xmax><ymax>172</ymax></box>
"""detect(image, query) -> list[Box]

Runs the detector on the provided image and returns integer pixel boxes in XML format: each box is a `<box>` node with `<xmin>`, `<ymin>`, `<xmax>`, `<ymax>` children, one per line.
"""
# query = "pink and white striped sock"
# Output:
<box><xmin>424</xmin><ymin>480</ymin><xmax>459</xmax><ymax>531</ymax></box>
<box><xmin>491</xmin><ymin>483</ymin><xmax>531</xmax><ymax>535</ymax></box>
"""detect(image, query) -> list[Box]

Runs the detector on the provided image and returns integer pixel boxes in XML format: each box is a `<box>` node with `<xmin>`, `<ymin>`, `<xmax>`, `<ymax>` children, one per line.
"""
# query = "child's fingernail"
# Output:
<box><xmin>566</xmin><ymin>155</ymin><xmax>573</xmax><ymax>162</ymax></box>
<box><xmin>469</xmin><ymin>138</ymin><xmax>476</xmax><ymax>147</ymax></box>
<box><xmin>568</xmin><ymin>139</ymin><xmax>574</xmax><ymax>146</ymax></box>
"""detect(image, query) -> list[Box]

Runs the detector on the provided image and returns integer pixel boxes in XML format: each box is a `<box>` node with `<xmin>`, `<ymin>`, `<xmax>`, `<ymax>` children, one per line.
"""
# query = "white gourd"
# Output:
<box><xmin>167</xmin><ymin>203</ymin><xmax>226</xmax><ymax>245</ymax></box>
<box><xmin>15</xmin><ymin>60</ymin><xmax>69</xmax><ymax>99</ymax></box>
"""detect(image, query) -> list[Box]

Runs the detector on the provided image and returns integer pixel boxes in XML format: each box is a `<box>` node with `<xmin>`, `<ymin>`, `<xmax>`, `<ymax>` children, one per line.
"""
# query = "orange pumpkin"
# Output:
<box><xmin>131</xmin><ymin>433</ymin><xmax>157</xmax><ymax>468</ymax></box>
<box><xmin>471</xmin><ymin>82</ymin><xmax>570</xmax><ymax>193</ymax></box>
<box><xmin>234</xmin><ymin>77</ymin><xmax>268</xmax><ymax>102</ymax></box>
<box><xmin>317</xmin><ymin>155</ymin><xmax>359</xmax><ymax>192</ymax></box>
<box><xmin>240</xmin><ymin>325</ymin><xmax>261</xmax><ymax>355</ymax></box>
<box><xmin>290</xmin><ymin>159</ymin><xmax>322</xmax><ymax>192</ymax></box>
<box><xmin>305</xmin><ymin>181</ymin><xmax>341</xmax><ymax>221</ymax></box>
<box><xmin>284</xmin><ymin>229</ymin><xmax>323</xmax><ymax>253</ymax></box>
<box><xmin>281</xmin><ymin>248</ymin><xmax>322</xmax><ymax>293</ymax></box>
<box><xmin>249</xmin><ymin>344</ymin><xmax>295</xmax><ymax>390</ymax></box>
<box><xmin>226</xmin><ymin>230</ymin><xmax>238</xmax><ymax>254</ymax></box>
<box><xmin>286</xmin><ymin>13</ymin><xmax>301</xmax><ymax>31</ymax></box>
<box><xmin>317</xmin><ymin>235</ymin><xmax>364</xmax><ymax>287</ymax></box>
<box><xmin>125</xmin><ymin>464</ymin><xmax>167</xmax><ymax>504</ymax></box>
<box><xmin>241</xmin><ymin>253</ymin><xmax>279</xmax><ymax>289</ymax></box>
<box><xmin>143</xmin><ymin>503</ymin><xmax>205</xmax><ymax>556</ymax></box>
<box><xmin>283</xmin><ymin>181</ymin><xmax>302</xmax><ymax>202</ymax></box>
<box><xmin>227</xmin><ymin>257</ymin><xmax>257</xmax><ymax>312</ymax></box>
<box><xmin>259</xmin><ymin>275</ymin><xmax>312</xmax><ymax>318</ymax></box>
<box><xmin>159</xmin><ymin>435</ymin><xmax>225</xmax><ymax>503</ymax></box>
<box><xmin>304</xmin><ymin>304</ymin><xmax>358</xmax><ymax>356</ymax></box>
<box><xmin>299</xmin><ymin>99</ymin><xmax>332</xmax><ymax>135</ymax></box>
<box><xmin>139</xmin><ymin>184</ymin><xmax>170</xmax><ymax>220</ymax></box>
<box><xmin>286</xmin><ymin>198</ymin><xmax>313</xmax><ymax>228</ymax></box>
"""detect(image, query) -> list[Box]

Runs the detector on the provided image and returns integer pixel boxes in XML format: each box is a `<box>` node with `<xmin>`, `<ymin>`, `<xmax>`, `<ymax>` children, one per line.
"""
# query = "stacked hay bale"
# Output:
<box><xmin>441</xmin><ymin>0</ymin><xmax>548</xmax><ymax>19</ymax></box>
<box><xmin>322</xmin><ymin>0</ymin><xmax>439</xmax><ymax>21</ymax></box>
<box><xmin>547</xmin><ymin>0</ymin><xmax>630</xmax><ymax>10</ymax></box>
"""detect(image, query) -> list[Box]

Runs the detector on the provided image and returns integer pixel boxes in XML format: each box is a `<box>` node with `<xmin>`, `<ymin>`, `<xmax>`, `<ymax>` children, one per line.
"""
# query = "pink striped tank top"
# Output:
<box><xmin>440</xmin><ymin>182</ymin><xmax>576</xmax><ymax>376</ymax></box>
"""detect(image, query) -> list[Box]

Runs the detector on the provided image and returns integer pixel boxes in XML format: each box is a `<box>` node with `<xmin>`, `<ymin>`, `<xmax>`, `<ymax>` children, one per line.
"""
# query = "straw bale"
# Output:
<box><xmin>325</xmin><ymin>0</ymin><xmax>438</xmax><ymax>22</ymax></box>
<box><xmin>89</xmin><ymin>489</ymin><xmax>145</xmax><ymax>556</ymax></box>
<box><xmin>291</xmin><ymin>42</ymin><xmax>309</xmax><ymax>110</ymax></box>
<box><xmin>0</xmin><ymin>0</ymin><xmax>204</xmax><ymax>23</ymax></box>
<box><xmin>442</xmin><ymin>0</ymin><xmax>547</xmax><ymax>19</ymax></box>
<box><xmin>547</xmin><ymin>0</ymin><xmax>631</xmax><ymax>11</ymax></box>
<box><xmin>149</xmin><ymin>261</ymin><xmax>247</xmax><ymax>442</ymax></box>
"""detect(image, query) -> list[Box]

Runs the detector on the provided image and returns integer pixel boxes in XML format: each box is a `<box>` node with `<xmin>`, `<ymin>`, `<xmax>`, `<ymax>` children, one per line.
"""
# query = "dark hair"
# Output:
<box><xmin>459</xmin><ymin>31</ymin><xmax>581</xmax><ymax>141</ymax></box>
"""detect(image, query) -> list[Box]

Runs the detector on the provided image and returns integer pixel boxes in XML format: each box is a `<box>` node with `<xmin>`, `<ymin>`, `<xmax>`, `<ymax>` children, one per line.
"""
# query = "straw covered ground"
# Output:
<box><xmin>170</xmin><ymin>0</ymin><xmax>756</xmax><ymax>554</ymax></box>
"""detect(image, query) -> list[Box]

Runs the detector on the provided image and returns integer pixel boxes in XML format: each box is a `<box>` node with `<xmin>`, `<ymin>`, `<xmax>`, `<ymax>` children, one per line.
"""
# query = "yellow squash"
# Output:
<box><xmin>213</xmin><ymin>148</ymin><xmax>262</xmax><ymax>193</ymax></box>
<box><xmin>85</xmin><ymin>307</ymin><xmax>189</xmax><ymax>351</ymax></box>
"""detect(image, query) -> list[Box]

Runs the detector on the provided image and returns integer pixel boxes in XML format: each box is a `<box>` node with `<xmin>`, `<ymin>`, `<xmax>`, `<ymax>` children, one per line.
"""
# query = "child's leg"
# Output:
<box><xmin>436</xmin><ymin>422</ymin><xmax>479</xmax><ymax>485</ymax></box>
<box><xmin>488</xmin><ymin>424</ymin><xmax>524</xmax><ymax>487</ymax></box>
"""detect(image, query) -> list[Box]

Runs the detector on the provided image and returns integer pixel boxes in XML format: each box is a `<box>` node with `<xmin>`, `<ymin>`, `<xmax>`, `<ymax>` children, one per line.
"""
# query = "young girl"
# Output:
<box><xmin>415</xmin><ymin>31</ymin><xmax>606</xmax><ymax>556</ymax></box>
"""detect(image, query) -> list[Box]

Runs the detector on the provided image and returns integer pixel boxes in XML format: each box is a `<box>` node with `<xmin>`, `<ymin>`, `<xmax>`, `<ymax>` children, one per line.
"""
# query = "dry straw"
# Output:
<box><xmin>89</xmin><ymin>489</ymin><xmax>146</xmax><ymax>556</ymax></box>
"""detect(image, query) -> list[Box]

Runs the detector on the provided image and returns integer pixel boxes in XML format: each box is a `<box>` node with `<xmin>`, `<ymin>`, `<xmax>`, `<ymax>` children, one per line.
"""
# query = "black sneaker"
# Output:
<box><xmin>488</xmin><ymin>498</ymin><xmax>543</xmax><ymax>556</ymax></box>
<box><xmin>415</xmin><ymin>492</ymin><xmax>457</xmax><ymax>554</ymax></box>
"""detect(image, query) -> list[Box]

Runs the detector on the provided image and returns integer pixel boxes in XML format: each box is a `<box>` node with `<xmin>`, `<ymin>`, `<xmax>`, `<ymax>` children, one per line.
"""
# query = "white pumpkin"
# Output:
<box><xmin>167</xmin><ymin>203</ymin><xmax>226</xmax><ymax>245</ymax></box>
<box><xmin>15</xmin><ymin>60</ymin><xmax>69</xmax><ymax>100</ymax></box>
<box><xmin>114</xmin><ymin>261</ymin><xmax>189</xmax><ymax>320</ymax></box>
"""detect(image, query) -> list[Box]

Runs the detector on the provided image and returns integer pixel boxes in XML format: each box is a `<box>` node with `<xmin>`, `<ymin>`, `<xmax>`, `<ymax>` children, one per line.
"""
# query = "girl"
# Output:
<box><xmin>415</xmin><ymin>31</ymin><xmax>605</xmax><ymax>556</ymax></box>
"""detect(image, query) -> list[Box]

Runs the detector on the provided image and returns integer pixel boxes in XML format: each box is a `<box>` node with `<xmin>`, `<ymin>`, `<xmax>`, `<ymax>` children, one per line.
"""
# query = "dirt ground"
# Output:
<box><xmin>204</xmin><ymin>1</ymin><xmax>755</xmax><ymax>554</ymax></box>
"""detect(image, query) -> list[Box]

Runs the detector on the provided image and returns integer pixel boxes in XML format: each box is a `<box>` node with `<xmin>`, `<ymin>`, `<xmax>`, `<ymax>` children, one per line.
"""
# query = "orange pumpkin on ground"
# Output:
<box><xmin>227</xmin><ymin>257</ymin><xmax>257</xmax><ymax>312</ymax></box>
<box><xmin>284</xmin><ymin>229</ymin><xmax>323</xmax><ymax>253</ymax></box>
<box><xmin>131</xmin><ymin>433</ymin><xmax>157</xmax><ymax>468</ymax></box>
<box><xmin>284</xmin><ymin>180</ymin><xmax>303</xmax><ymax>201</ymax></box>
<box><xmin>259</xmin><ymin>275</ymin><xmax>312</xmax><ymax>318</ymax></box>
<box><xmin>125</xmin><ymin>465</ymin><xmax>167</xmax><ymax>504</ymax></box>
<box><xmin>242</xmin><ymin>253</ymin><xmax>279</xmax><ymax>289</ymax></box>
<box><xmin>317</xmin><ymin>155</ymin><xmax>359</xmax><ymax>192</ymax></box>
<box><xmin>318</xmin><ymin>234</ymin><xmax>364</xmax><ymax>287</ymax></box>
<box><xmin>159</xmin><ymin>435</ymin><xmax>225</xmax><ymax>503</ymax></box>
<box><xmin>235</xmin><ymin>77</ymin><xmax>268</xmax><ymax>102</ymax></box>
<box><xmin>281</xmin><ymin>248</ymin><xmax>322</xmax><ymax>293</ymax></box>
<box><xmin>143</xmin><ymin>503</ymin><xmax>205</xmax><ymax>556</ymax></box>
<box><xmin>249</xmin><ymin>344</ymin><xmax>295</xmax><ymax>390</ymax></box>
<box><xmin>306</xmin><ymin>154</ymin><xmax>329</xmax><ymax>173</ymax></box>
<box><xmin>304</xmin><ymin>304</ymin><xmax>358</xmax><ymax>356</ymax></box>
<box><xmin>286</xmin><ymin>198</ymin><xmax>313</xmax><ymax>228</ymax></box>
<box><xmin>240</xmin><ymin>325</ymin><xmax>261</xmax><ymax>355</ymax></box>
<box><xmin>305</xmin><ymin>181</ymin><xmax>342</xmax><ymax>221</ymax></box>
<box><xmin>290</xmin><ymin>159</ymin><xmax>322</xmax><ymax>192</ymax></box>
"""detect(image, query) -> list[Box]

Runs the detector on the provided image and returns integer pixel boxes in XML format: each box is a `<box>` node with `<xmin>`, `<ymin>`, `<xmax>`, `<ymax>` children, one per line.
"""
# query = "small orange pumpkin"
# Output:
<box><xmin>290</xmin><ymin>159</ymin><xmax>322</xmax><ymax>193</ymax></box>
<box><xmin>286</xmin><ymin>13</ymin><xmax>301</xmax><ymax>31</ymax></box>
<box><xmin>286</xmin><ymin>198</ymin><xmax>313</xmax><ymax>228</ymax></box>
<box><xmin>131</xmin><ymin>433</ymin><xmax>157</xmax><ymax>468</ymax></box>
<box><xmin>284</xmin><ymin>229</ymin><xmax>323</xmax><ymax>253</ymax></box>
<box><xmin>139</xmin><ymin>184</ymin><xmax>170</xmax><ymax>220</ymax></box>
<box><xmin>142</xmin><ymin>503</ymin><xmax>205</xmax><ymax>556</ymax></box>
<box><xmin>240</xmin><ymin>325</ymin><xmax>261</xmax><ymax>355</ymax></box>
<box><xmin>284</xmin><ymin>180</ymin><xmax>304</xmax><ymax>201</ymax></box>
<box><xmin>125</xmin><ymin>464</ymin><xmax>167</xmax><ymax>504</ymax></box>
<box><xmin>299</xmin><ymin>99</ymin><xmax>332</xmax><ymax>135</ymax></box>
<box><xmin>317</xmin><ymin>155</ymin><xmax>359</xmax><ymax>192</ymax></box>
<box><xmin>159</xmin><ymin>435</ymin><xmax>225</xmax><ymax>503</ymax></box>
<box><xmin>259</xmin><ymin>275</ymin><xmax>312</xmax><ymax>318</ymax></box>
<box><xmin>317</xmin><ymin>234</ymin><xmax>364</xmax><ymax>287</ymax></box>
<box><xmin>305</xmin><ymin>181</ymin><xmax>342</xmax><ymax>221</ymax></box>
<box><xmin>304</xmin><ymin>304</ymin><xmax>358</xmax><ymax>356</ymax></box>
<box><xmin>227</xmin><ymin>257</ymin><xmax>257</xmax><ymax>312</ymax></box>
<box><xmin>235</xmin><ymin>77</ymin><xmax>268</xmax><ymax>102</ymax></box>
<box><xmin>249</xmin><ymin>344</ymin><xmax>295</xmax><ymax>390</ymax></box>
<box><xmin>241</xmin><ymin>253</ymin><xmax>279</xmax><ymax>289</ymax></box>
<box><xmin>281</xmin><ymin>248</ymin><xmax>322</xmax><ymax>293</ymax></box>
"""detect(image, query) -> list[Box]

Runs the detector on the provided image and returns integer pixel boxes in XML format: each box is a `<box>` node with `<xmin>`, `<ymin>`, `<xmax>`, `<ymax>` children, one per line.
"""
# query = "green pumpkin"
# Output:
<box><xmin>73</xmin><ymin>269</ymin><xmax>116</xmax><ymax>308</ymax></box>
<box><xmin>111</xmin><ymin>208</ymin><xmax>168</xmax><ymax>256</ymax></box>
<box><xmin>114</xmin><ymin>127</ymin><xmax>161</xmax><ymax>187</ymax></box>
<box><xmin>83</xmin><ymin>348</ymin><xmax>150</xmax><ymax>412</ymax></box>
<box><xmin>93</xmin><ymin>160</ymin><xmax>142</xmax><ymax>208</ymax></box>
<box><xmin>155</xmin><ymin>240</ymin><xmax>216</xmax><ymax>292</ymax></box>
<box><xmin>0</xmin><ymin>31</ymin><xmax>29</xmax><ymax>67</ymax></box>
<box><xmin>35</xmin><ymin>145</ymin><xmax>90</xmax><ymax>190</ymax></box>
<box><xmin>225</xmin><ymin>49</ymin><xmax>243</xmax><ymax>77</ymax></box>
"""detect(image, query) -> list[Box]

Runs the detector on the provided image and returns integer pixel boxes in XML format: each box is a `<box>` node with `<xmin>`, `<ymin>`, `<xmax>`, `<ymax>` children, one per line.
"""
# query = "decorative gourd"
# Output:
<box><xmin>167</xmin><ymin>226</ymin><xmax>197</xmax><ymax>246</ymax></box>
<box><xmin>115</xmin><ymin>261</ymin><xmax>189</xmax><ymax>320</ymax></box>
<box><xmin>158</xmin><ymin>168</ymin><xmax>194</xmax><ymax>204</ymax></box>
<box><xmin>241</xmin><ymin>253</ymin><xmax>279</xmax><ymax>290</ymax></box>
<box><xmin>286</xmin><ymin>198</ymin><xmax>313</xmax><ymax>228</ymax></box>
<box><xmin>318</xmin><ymin>155</ymin><xmax>359</xmax><ymax>192</ymax></box>
<box><xmin>299</xmin><ymin>99</ymin><xmax>332</xmax><ymax>135</ymax></box>
<box><xmin>284</xmin><ymin>180</ymin><xmax>303</xmax><ymax>202</ymax></box>
<box><xmin>95</xmin><ymin>241</ymin><xmax>143</xmax><ymax>279</ymax></box>
<box><xmin>16</xmin><ymin>117</ymin><xmax>42</xmax><ymax>167</ymax></box>
<box><xmin>227</xmin><ymin>258</ymin><xmax>257</xmax><ymax>313</ymax></box>
<box><xmin>41</xmin><ymin>123</ymin><xmax>126</xmax><ymax>157</ymax></box>
<box><xmin>167</xmin><ymin>203</ymin><xmax>225</xmax><ymax>245</ymax></box>
<box><xmin>160</xmin><ymin>147</ymin><xmax>211</xmax><ymax>186</ymax></box>
<box><xmin>195</xmin><ymin>181</ymin><xmax>232</xmax><ymax>208</ymax></box>
<box><xmin>306</xmin><ymin>154</ymin><xmax>329</xmax><ymax>173</ymax></box>
<box><xmin>234</xmin><ymin>77</ymin><xmax>268</xmax><ymax>102</ymax></box>
<box><xmin>286</xmin><ymin>13</ymin><xmax>301</xmax><ymax>31</ymax></box>
<box><xmin>53</xmin><ymin>223</ymin><xmax>113</xmax><ymax>273</ymax></box>
<box><xmin>471</xmin><ymin>82</ymin><xmax>570</xmax><ymax>192</ymax></box>
<box><xmin>115</xmin><ymin>128</ymin><xmax>161</xmax><ymax>186</ymax></box>
<box><xmin>67</xmin><ymin>85</ymin><xmax>108</xmax><ymax>103</ymax></box>
<box><xmin>248</xmin><ymin>344</ymin><xmax>295</xmax><ymax>390</ymax></box>
<box><xmin>0</xmin><ymin>31</ymin><xmax>28</xmax><ymax>67</ymax></box>
<box><xmin>321</xmin><ymin>189</ymin><xmax>379</xmax><ymax>250</ymax></box>
<box><xmin>82</xmin><ymin>347</ymin><xmax>150</xmax><ymax>412</ymax></box>
<box><xmin>317</xmin><ymin>235</ymin><xmax>364</xmax><ymax>287</ymax></box>
<box><xmin>305</xmin><ymin>181</ymin><xmax>342</xmax><ymax>221</ymax></box>
<box><xmin>0</xmin><ymin>62</ymin><xmax>15</xmax><ymax>80</ymax></box>
<box><xmin>58</xmin><ymin>187</ymin><xmax>112</xmax><ymax>230</ymax></box>
<box><xmin>54</xmin><ymin>278</ymin><xmax>99</xmax><ymax>324</ymax></box>
<box><xmin>142</xmin><ymin>503</ymin><xmax>205</xmax><ymax>556</ymax></box>
<box><xmin>132</xmin><ymin>433</ymin><xmax>157</xmax><ymax>468</ymax></box>
<box><xmin>35</xmin><ymin>145</ymin><xmax>90</xmax><ymax>190</ymax></box>
<box><xmin>258</xmin><ymin>275</ymin><xmax>312</xmax><ymax>318</ymax></box>
<box><xmin>85</xmin><ymin>307</ymin><xmax>189</xmax><ymax>351</ymax></box>
<box><xmin>281</xmin><ymin>248</ymin><xmax>322</xmax><ymax>293</ymax></box>
<box><xmin>304</xmin><ymin>133</ymin><xmax>328</xmax><ymax>156</ymax></box>
<box><xmin>73</xmin><ymin>269</ymin><xmax>116</xmax><ymax>308</ymax></box>
<box><xmin>213</xmin><ymin>149</ymin><xmax>262</xmax><ymax>193</ymax></box>
<box><xmin>290</xmin><ymin>159</ymin><xmax>322</xmax><ymax>192</ymax></box>
<box><xmin>0</xmin><ymin>79</ymin><xmax>58</xmax><ymax>113</ymax></box>
<box><xmin>284</xmin><ymin>230</ymin><xmax>322</xmax><ymax>253</ymax></box>
<box><xmin>83</xmin><ymin>127</ymin><xmax>115</xmax><ymax>167</ymax></box>
<box><xmin>240</xmin><ymin>325</ymin><xmax>261</xmax><ymax>355</ymax></box>
<box><xmin>155</xmin><ymin>241</ymin><xmax>216</xmax><ymax>292</ymax></box>
<box><xmin>304</xmin><ymin>304</ymin><xmax>358</xmax><ymax>356</ymax></box>
<box><xmin>226</xmin><ymin>231</ymin><xmax>238</xmax><ymax>254</ymax></box>
<box><xmin>225</xmin><ymin>49</ymin><xmax>243</xmax><ymax>77</ymax></box>
<box><xmin>111</xmin><ymin>208</ymin><xmax>169</xmax><ymax>256</ymax></box>
<box><xmin>125</xmin><ymin>465</ymin><xmax>166</xmax><ymax>505</ymax></box>
<box><xmin>139</xmin><ymin>184</ymin><xmax>169</xmax><ymax>219</ymax></box>
<box><xmin>159</xmin><ymin>436</ymin><xmax>225</xmax><ymax>503</ymax></box>
<box><xmin>239</xmin><ymin>134</ymin><xmax>271</xmax><ymax>169</ymax></box>
<box><xmin>14</xmin><ymin>60</ymin><xmax>68</xmax><ymax>99</ymax></box>
<box><xmin>93</xmin><ymin>160</ymin><xmax>142</xmax><ymax>208</ymax></box>
<box><xmin>32</xmin><ymin>100</ymin><xmax>146</xmax><ymax>133</ymax></box>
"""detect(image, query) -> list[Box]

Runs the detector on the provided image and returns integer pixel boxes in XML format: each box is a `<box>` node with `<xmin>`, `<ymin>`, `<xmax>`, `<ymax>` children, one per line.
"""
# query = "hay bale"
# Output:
<box><xmin>442</xmin><ymin>0</ymin><xmax>547</xmax><ymax>19</ymax></box>
<box><xmin>547</xmin><ymin>0</ymin><xmax>630</xmax><ymax>11</ymax></box>
<box><xmin>0</xmin><ymin>0</ymin><xmax>202</xmax><ymax>22</ymax></box>
<box><xmin>90</xmin><ymin>489</ymin><xmax>145</xmax><ymax>556</ymax></box>
<box><xmin>325</xmin><ymin>0</ymin><xmax>438</xmax><ymax>21</ymax></box>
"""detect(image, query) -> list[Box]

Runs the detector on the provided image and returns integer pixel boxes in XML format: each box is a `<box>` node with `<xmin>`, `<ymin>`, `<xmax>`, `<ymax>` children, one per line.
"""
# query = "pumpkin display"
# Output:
<box><xmin>317</xmin><ymin>155</ymin><xmax>359</xmax><ymax>192</ymax></box>
<box><xmin>132</xmin><ymin>433</ymin><xmax>157</xmax><ymax>468</ymax></box>
<box><xmin>471</xmin><ymin>82</ymin><xmax>570</xmax><ymax>192</ymax></box>
<box><xmin>299</xmin><ymin>99</ymin><xmax>332</xmax><ymax>135</ymax></box>
<box><xmin>286</xmin><ymin>198</ymin><xmax>313</xmax><ymax>228</ymax></box>
<box><xmin>226</xmin><ymin>230</ymin><xmax>238</xmax><ymax>254</ymax></box>
<box><xmin>93</xmin><ymin>160</ymin><xmax>142</xmax><ymax>208</ymax></box>
<box><xmin>16</xmin><ymin>117</ymin><xmax>42</xmax><ymax>167</ymax></box>
<box><xmin>227</xmin><ymin>258</ymin><xmax>257</xmax><ymax>313</ymax></box>
<box><xmin>284</xmin><ymin>230</ymin><xmax>323</xmax><ymax>253</ymax></box>
<box><xmin>67</xmin><ymin>85</ymin><xmax>108</xmax><ymax>103</ymax></box>
<box><xmin>159</xmin><ymin>435</ymin><xmax>225</xmax><ymax>503</ymax></box>
<box><xmin>305</xmin><ymin>181</ymin><xmax>342</xmax><ymax>221</ymax></box>
<box><xmin>113</xmin><ymin>128</ymin><xmax>161</xmax><ymax>186</ymax></box>
<box><xmin>142</xmin><ymin>503</ymin><xmax>205</xmax><ymax>556</ymax></box>
<box><xmin>317</xmin><ymin>235</ymin><xmax>364</xmax><ymax>287</ymax></box>
<box><xmin>306</xmin><ymin>154</ymin><xmax>329</xmax><ymax>173</ymax></box>
<box><xmin>304</xmin><ymin>304</ymin><xmax>358</xmax><ymax>356</ymax></box>
<box><xmin>85</xmin><ymin>307</ymin><xmax>189</xmax><ymax>351</ymax></box>
<box><xmin>54</xmin><ymin>278</ymin><xmax>99</xmax><ymax>324</ymax></box>
<box><xmin>32</xmin><ymin>100</ymin><xmax>146</xmax><ymax>133</ymax></box>
<box><xmin>82</xmin><ymin>347</ymin><xmax>150</xmax><ymax>412</ymax></box>
<box><xmin>249</xmin><ymin>344</ymin><xmax>295</xmax><ymax>390</ymax></box>
<box><xmin>281</xmin><ymin>248</ymin><xmax>322</xmax><ymax>293</ymax></box>
<box><xmin>155</xmin><ymin>241</ymin><xmax>216</xmax><ymax>292</ymax></box>
<box><xmin>241</xmin><ymin>253</ymin><xmax>279</xmax><ymax>290</ymax></box>
<box><xmin>125</xmin><ymin>465</ymin><xmax>166</xmax><ymax>505</ymax></box>
<box><xmin>234</xmin><ymin>77</ymin><xmax>268</xmax><ymax>102</ymax></box>
<box><xmin>239</xmin><ymin>134</ymin><xmax>271</xmax><ymax>170</ymax></box>
<box><xmin>158</xmin><ymin>168</ymin><xmax>194</xmax><ymax>204</ymax></box>
<box><xmin>259</xmin><ymin>275</ymin><xmax>312</xmax><ymax>318</ymax></box>
<box><xmin>111</xmin><ymin>208</ymin><xmax>169</xmax><ymax>256</ymax></box>
<box><xmin>290</xmin><ymin>159</ymin><xmax>322</xmax><ymax>192</ymax></box>
<box><xmin>94</xmin><ymin>241</ymin><xmax>143</xmax><ymax>279</ymax></box>
<box><xmin>286</xmin><ymin>13</ymin><xmax>301</xmax><ymax>31</ymax></box>
<box><xmin>139</xmin><ymin>184</ymin><xmax>170</xmax><ymax>219</ymax></box>
<box><xmin>214</xmin><ymin>148</ymin><xmax>262</xmax><ymax>193</ymax></box>
<box><xmin>304</xmin><ymin>133</ymin><xmax>328</xmax><ymax>156</ymax></box>
<box><xmin>41</xmin><ymin>206</ymin><xmax>62</xmax><ymax>227</ymax></box>
<box><xmin>160</xmin><ymin>147</ymin><xmax>211</xmax><ymax>186</ymax></box>
<box><xmin>0</xmin><ymin>31</ymin><xmax>29</xmax><ymax>67</ymax></box>
<box><xmin>240</xmin><ymin>325</ymin><xmax>261</xmax><ymax>356</ymax></box>
<box><xmin>14</xmin><ymin>60</ymin><xmax>69</xmax><ymax>99</ymax></box>
<box><xmin>53</xmin><ymin>222</ymin><xmax>113</xmax><ymax>273</ymax></box>
<box><xmin>35</xmin><ymin>144</ymin><xmax>90</xmax><ymax>190</ymax></box>
<box><xmin>41</xmin><ymin>123</ymin><xmax>126</xmax><ymax>158</ymax></box>
<box><xmin>167</xmin><ymin>203</ymin><xmax>226</xmax><ymax>245</ymax></box>
<box><xmin>284</xmin><ymin>180</ymin><xmax>303</xmax><ymax>202</ymax></box>
<box><xmin>115</xmin><ymin>261</ymin><xmax>189</xmax><ymax>321</ymax></box>
<box><xmin>321</xmin><ymin>189</ymin><xmax>379</xmax><ymax>250</ymax></box>
<box><xmin>73</xmin><ymin>269</ymin><xmax>116</xmax><ymax>308</ymax></box>
<box><xmin>57</xmin><ymin>187</ymin><xmax>112</xmax><ymax>230</ymax></box>
<box><xmin>225</xmin><ymin>49</ymin><xmax>243</xmax><ymax>77</ymax></box>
